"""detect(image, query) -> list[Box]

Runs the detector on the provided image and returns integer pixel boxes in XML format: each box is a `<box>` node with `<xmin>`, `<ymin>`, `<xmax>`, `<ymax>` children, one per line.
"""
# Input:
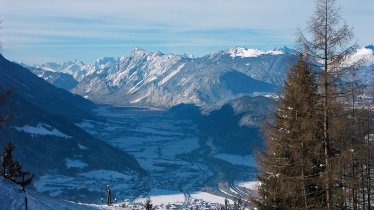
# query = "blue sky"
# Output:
<box><xmin>0</xmin><ymin>0</ymin><xmax>373</xmax><ymax>64</ymax></box>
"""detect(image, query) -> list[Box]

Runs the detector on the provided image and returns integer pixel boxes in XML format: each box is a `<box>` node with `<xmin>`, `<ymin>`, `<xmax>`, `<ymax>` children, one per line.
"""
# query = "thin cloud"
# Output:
<box><xmin>0</xmin><ymin>0</ymin><xmax>372</xmax><ymax>64</ymax></box>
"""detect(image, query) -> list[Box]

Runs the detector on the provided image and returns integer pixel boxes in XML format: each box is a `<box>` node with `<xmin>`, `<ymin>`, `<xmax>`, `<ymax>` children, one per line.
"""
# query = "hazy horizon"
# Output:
<box><xmin>0</xmin><ymin>0</ymin><xmax>373</xmax><ymax>64</ymax></box>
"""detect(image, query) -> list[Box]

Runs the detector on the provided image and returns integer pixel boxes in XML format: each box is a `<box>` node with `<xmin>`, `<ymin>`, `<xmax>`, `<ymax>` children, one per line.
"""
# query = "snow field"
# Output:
<box><xmin>15</xmin><ymin>123</ymin><xmax>71</xmax><ymax>138</ymax></box>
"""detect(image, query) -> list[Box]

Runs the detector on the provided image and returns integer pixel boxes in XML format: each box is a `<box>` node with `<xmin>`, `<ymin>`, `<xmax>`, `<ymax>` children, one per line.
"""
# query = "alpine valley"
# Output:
<box><xmin>1</xmin><ymin>46</ymin><xmax>373</xmax><ymax>209</ymax></box>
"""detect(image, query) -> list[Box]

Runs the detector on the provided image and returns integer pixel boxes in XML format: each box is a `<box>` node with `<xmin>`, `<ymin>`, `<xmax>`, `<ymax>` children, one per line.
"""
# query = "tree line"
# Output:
<box><xmin>255</xmin><ymin>0</ymin><xmax>373</xmax><ymax>209</ymax></box>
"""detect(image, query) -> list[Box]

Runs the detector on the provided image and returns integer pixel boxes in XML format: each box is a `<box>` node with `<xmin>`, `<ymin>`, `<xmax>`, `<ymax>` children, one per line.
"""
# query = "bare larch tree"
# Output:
<box><xmin>297</xmin><ymin>0</ymin><xmax>358</xmax><ymax>208</ymax></box>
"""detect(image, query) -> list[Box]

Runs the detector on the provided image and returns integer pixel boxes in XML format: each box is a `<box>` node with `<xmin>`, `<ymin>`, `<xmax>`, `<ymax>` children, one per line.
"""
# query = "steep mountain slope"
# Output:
<box><xmin>38</xmin><ymin>59</ymin><xmax>88</xmax><ymax>81</ymax></box>
<box><xmin>203</xmin><ymin>47</ymin><xmax>295</xmax><ymax>86</ymax></box>
<box><xmin>0</xmin><ymin>55</ymin><xmax>93</xmax><ymax>122</ymax></box>
<box><xmin>0</xmin><ymin>55</ymin><xmax>144</xmax><ymax>201</ymax></box>
<box><xmin>28</xmin><ymin>66</ymin><xmax>78</xmax><ymax>91</ymax></box>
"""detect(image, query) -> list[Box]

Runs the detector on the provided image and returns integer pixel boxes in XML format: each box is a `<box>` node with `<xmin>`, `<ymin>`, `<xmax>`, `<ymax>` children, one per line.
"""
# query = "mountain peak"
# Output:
<box><xmin>71</xmin><ymin>59</ymin><xmax>86</xmax><ymax>65</ymax></box>
<box><xmin>273</xmin><ymin>46</ymin><xmax>296</xmax><ymax>54</ymax></box>
<box><xmin>93</xmin><ymin>57</ymin><xmax>117</xmax><ymax>70</ymax></box>
<box><xmin>130</xmin><ymin>48</ymin><xmax>148</xmax><ymax>57</ymax></box>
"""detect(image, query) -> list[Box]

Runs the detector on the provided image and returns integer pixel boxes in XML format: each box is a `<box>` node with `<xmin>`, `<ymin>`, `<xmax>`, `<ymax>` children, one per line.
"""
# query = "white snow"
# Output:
<box><xmin>78</xmin><ymin>144</ymin><xmax>89</xmax><ymax>150</ymax></box>
<box><xmin>134</xmin><ymin>188</ymin><xmax>185</xmax><ymax>205</ymax></box>
<box><xmin>213</xmin><ymin>153</ymin><xmax>257</xmax><ymax>167</ymax></box>
<box><xmin>237</xmin><ymin>181</ymin><xmax>260</xmax><ymax>191</ymax></box>
<box><xmin>158</xmin><ymin>64</ymin><xmax>185</xmax><ymax>86</ymax></box>
<box><xmin>190</xmin><ymin>192</ymin><xmax>231</xmax><ymax>204</ymax></box>
<box><xmin>366</xmin><ymin>134</ymin><xmax>374</xmax><ymax>142</ymax></box>
<box><xmin>227</xmin><ymin>47</ymin><xmax>284</xmax><ymax>58</ymax></box>
<box><xmin>65</xmin><ymin>159</ymin><xmax>88</xmax><ymax>169</ymax></box>
<box><xmin>130</xmin><ymin>94</ymin><xmax>149</xmax><ymax>104</ymax></box>
<box><xmin>236</xmin><ymin>181</ymin><xmax>261</xmax><ymax>198</ymax></box>
<box><xmin>4</xmin><ymin>174</ymin><xmax>242</xmax><ymax>209</ymax></box>
<box><xmin>344</xmin><ymin>47</ymin><xmax>374</xmax><ymax>67</ymax></box>
<box><xmin>0</xmin><ymin>176</ymin><xmax>135</xmax><ymax>210</ymax></box>
<box><xmin>15</xmin><ymin>123</ymin><xmax>71</xmax><ymax>138</ymax></box>
<box><xmin>65</xmin><ymin>47</ymin><xmax>285</xmax><ymax>108</ymax></box>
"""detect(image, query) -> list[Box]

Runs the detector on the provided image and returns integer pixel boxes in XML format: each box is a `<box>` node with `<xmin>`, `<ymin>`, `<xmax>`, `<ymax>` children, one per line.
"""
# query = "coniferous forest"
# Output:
<box><xmin>256</xmin><ymin>0</ymin><xmax>373</xmax><ymax>209</ymax></box>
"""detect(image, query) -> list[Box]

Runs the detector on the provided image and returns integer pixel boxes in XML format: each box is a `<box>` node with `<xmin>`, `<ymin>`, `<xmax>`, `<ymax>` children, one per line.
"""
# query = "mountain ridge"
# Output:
<box><xmin>31</xmin><ymin>47</ymin><xmax>293</xmax><ymax>108</ymax></box>
<box><xmin>28</xmin><ymin>46</ymin><xmax>373</xmax><ymax>109</ymax></box>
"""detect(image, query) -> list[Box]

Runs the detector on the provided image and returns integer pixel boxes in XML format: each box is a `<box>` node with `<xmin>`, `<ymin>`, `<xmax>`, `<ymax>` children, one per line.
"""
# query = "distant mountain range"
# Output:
<box><xmin>26</xmin><ymin>47</ymin><xmax>295</xmax><ymax>108</ymax></box>
<box><xmin>26</xmin><ymin>46</ymin><xmax>373</xmax><ymax>109</ymax></box>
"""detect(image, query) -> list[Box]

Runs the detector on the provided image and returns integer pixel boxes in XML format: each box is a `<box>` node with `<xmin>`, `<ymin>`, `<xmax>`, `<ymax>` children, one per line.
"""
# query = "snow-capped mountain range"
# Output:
<box><xmin>30</xmin><ymin>46</ymin><xmax>373</xmax><ymax>108</ymax></box>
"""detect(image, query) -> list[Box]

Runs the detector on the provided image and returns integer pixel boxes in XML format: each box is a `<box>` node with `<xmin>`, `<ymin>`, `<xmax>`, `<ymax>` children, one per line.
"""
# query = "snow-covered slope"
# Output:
<box><xmin>353</xmin><ymin>46</ymin><xmax>374</xmax><ymax>86</ymax></box>
<box><xmin>0</xmin><ymin>177</ymin><xmax>100</xmax><ymax>210</ymax></box>
<box><xmin>27</xmin><ymin>66</ymin><xmax>78</xmax><ymax>91</ymax></box>
<box><xmin>0</xmin><ymin>55</ymin><xmax>144</xmax><ymax>201</ymax></box>
<box><xmin>38</xmin><ymin>60</ymin><xmax>88</xmax><ymax>81</ymax></box>
<box><xmin>226</xmin><ymin>47</ymin><xmax>284</xmax><ymax>58</ymax></box>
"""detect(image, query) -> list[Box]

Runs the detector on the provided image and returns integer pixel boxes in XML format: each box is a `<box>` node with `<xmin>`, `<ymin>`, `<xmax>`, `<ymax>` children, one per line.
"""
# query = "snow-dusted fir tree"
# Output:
<box><xmin>256</xmin><ymin>56</ymin><xmax>325</xmax><ymax>209</ymax></box>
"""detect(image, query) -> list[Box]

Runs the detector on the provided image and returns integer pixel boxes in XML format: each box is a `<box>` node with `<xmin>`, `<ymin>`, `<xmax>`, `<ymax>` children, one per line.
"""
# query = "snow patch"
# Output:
<box><xmin>190</xmin><ymin>192</ymin><xmax>231</xmax><ymax>204</ymax></box>
<box><xmin>65</xmin><ymin>159</ymin><xmax>88</xmax><ymax>169</ymax></box>
<box><xmin>158</xmin><ymin>64</ymin><xmax>185</xmax><ymax>86</ymax></box>
<box><xmin>134</xmin><ymin>188</ymin><xmax>185</xmax><ymax>205</ymax></box>
<box><xmin>15</xmin><ymin>123</ymin><xmax>71</xmax><ymax>138</ymax></box>
<box><xmin>1</xmin><ymin>177</ymin><xmax>99</xmax><ymax>210</ymax></box>
<box><xmin>237</xmin><ymin>181</ymin><xmax>260</xmax><ymax>190</ymax></box>
<box><xmin>227</xmin><ymin>47</ymin><xmax>284</xmax><ymax>58</ymax></box>
<box><xmin>344</xmin><ymin>47</ymin><xmax>374</xmax><ymax>67</ymax></box>
<box><xmin>78</xmin><ymin>144</ymin><xmax>88</xmax><ymax>150</ymax></box>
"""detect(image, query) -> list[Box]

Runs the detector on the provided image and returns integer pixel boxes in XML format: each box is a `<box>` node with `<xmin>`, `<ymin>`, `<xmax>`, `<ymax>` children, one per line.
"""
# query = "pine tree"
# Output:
<box><xmin>256</xmin><ymin>56</ymin><xmax>324</xmax><ymax>209</ymax></box>
<box><xmin>1</xmin><ymin>142</ymin><xmax>33</xmax><ymax>189</ymax></box>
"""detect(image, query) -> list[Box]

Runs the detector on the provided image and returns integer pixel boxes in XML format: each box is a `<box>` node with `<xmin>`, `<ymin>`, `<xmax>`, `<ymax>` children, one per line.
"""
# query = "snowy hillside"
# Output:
<box><xmin>32</xmin><ymin>47</ymin><xmax>293</xmax><ymax>108</ymax></box>
<box><xmin>27</xmin><ymin>66</ymin><xmax>78</xmax><ymax>91</ymax></box>
<box><xmin>0</xmin><ymin>55</ymin><xmax>144</xmax><ymax>202</ymax></box>
<box><xmin>354</xmin><ymin>46</ymin><xmax>374</xmax><ymax>85</ymax></box>
<box><xmin>0</xmin><ymin>177</ymin><xmax>100</xmax><ymax>210</ymax></box>
<box><xmin>38</xmin><ymin>59</ymin><xmax>89</xmax><ymax>81</ymax></box>
<box><xmin>0</xmin><ymin>176</ymin><xmax>259</xmax><ymax>210</ymax></box>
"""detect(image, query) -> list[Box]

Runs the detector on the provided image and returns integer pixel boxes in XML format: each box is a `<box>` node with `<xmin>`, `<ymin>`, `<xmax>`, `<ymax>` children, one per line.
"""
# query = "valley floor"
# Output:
<box><xmin>32</xmin><ymin>105</ymin><xmax>259</xmax><ymax>208</ymax></box>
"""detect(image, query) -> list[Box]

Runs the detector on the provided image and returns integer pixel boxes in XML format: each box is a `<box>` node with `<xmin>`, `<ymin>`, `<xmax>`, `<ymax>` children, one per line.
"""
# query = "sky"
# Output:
<box><xmin>0</xmin><ymin>0</ymin><xmax>373</xmax><ymax>64</ymax></box>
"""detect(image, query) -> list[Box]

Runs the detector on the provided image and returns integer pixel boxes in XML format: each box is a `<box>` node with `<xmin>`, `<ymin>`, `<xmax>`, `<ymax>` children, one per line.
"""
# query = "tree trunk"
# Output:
<box><xmin>301</xmin><ymin>142</ymin><xmax>308</xmax><ymax>210</ymax></box>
